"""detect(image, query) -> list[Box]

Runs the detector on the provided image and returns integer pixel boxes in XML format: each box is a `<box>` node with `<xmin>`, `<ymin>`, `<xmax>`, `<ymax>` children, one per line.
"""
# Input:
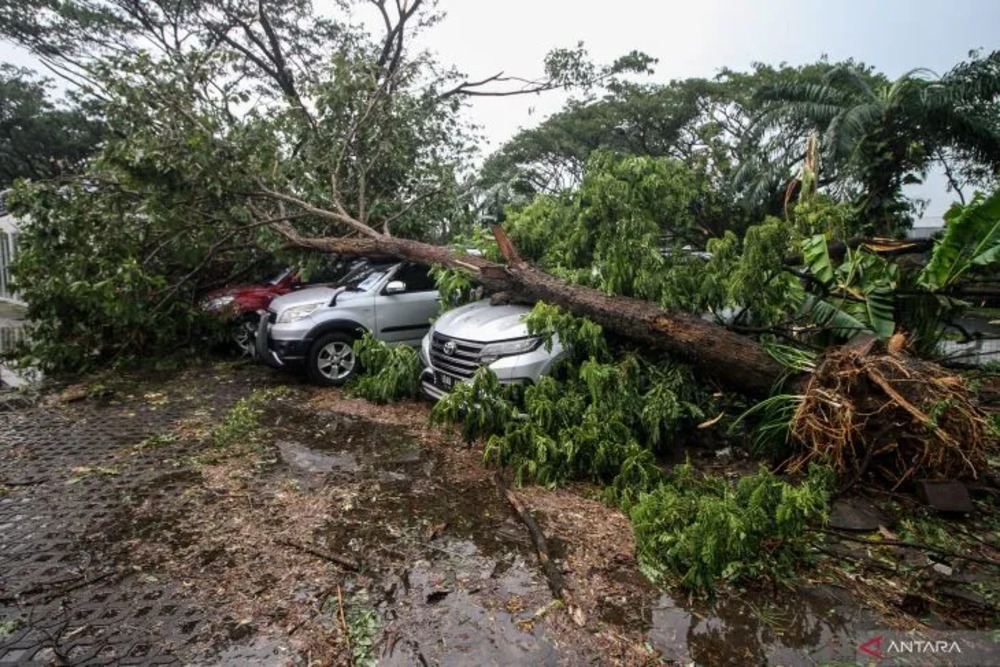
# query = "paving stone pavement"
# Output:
<box><xmin>0</xmin><ymin>387</ymin><xmax>244</xmax><ymax>665</ymax></box>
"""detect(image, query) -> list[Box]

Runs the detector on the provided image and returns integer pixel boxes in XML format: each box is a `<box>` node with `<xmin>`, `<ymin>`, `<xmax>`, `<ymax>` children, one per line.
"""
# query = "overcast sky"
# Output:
<box><xmin>3</xmin><ymin>0</ymin><xmax>999</xmax><ymax>219</ymax></box>
<box><xmin>400</xmin><ymin>0</ymin><xmax>1000</xmax><ymax>220</ymax></box>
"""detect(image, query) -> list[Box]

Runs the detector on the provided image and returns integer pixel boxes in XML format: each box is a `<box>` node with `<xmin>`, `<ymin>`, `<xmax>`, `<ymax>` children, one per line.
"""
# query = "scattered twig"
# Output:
<box><xmin>277</xmin><ymin>539</ymin><xmax>360</xmax><ymax>571</ymax></box>
<box><xmin>817</xmin><ymin>528</ymin><xmax>1000</xmax><ymax>568</ymax></box>
<box><xmin>0</xmin><ymin>478</ymin><xmax>46</xmax><ymax>487</ymax></box>
<box><xmin>515</xmin><ymin>599</ymin><xmax>564</xmax><ymax>629</ymax></box>
<box><xmin>37</xmin><ymin>570</ymin><xmax>118</xmax><ymax>604</ymax></box>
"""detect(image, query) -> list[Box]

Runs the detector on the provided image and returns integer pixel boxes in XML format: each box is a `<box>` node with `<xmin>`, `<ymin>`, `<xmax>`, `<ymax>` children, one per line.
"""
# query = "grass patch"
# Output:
<box><xmin>0</xmin><ymin>618</ymin><xmax>21</xmax><ymax>638</ymax></box>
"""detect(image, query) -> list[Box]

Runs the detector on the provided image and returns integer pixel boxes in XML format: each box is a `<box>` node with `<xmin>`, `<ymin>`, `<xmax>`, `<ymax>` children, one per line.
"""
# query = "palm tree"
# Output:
<box><xmin>754</xmin><ymin>52</ymin><xmax>1000</xmax><ymax>237</ymax></box>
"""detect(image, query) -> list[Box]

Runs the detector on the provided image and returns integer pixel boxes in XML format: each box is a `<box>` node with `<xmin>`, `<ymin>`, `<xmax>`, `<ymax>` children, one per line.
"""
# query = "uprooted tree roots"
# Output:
<box><xmin>786</xmin><ymin>339</ymin><xmax>997</xmax><ymax>489</ymax></box>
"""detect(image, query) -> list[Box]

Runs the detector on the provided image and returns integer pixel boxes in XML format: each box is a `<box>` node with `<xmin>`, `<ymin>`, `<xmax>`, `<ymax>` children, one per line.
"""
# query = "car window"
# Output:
<box><xmin>268</xmin><ymin>268</ymin><xmax>294</xmax><ymax>285</ymax></box>
<box><xmin>392</xmin><ymin>263</ymin><xmax>436</xmax><ymax>292</ymax></box>
<box><xmin>304</xmin><ymin>262</ymin><xmax>346</xmax><ymax>285</ymax></box>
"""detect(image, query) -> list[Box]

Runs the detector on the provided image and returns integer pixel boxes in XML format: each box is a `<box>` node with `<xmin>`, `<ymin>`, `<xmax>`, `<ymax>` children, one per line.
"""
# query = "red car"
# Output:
<box><xmin>203</xmin><ymin>258</ymin><xmax>365</xmax><ymax>356</ymax></box>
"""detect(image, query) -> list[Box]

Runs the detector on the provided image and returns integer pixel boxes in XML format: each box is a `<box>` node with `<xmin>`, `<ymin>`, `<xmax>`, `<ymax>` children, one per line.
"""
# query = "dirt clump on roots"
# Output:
<box><xmin>787</xmin><ymin>337</ymin><xmax>996</xmax><ymax>489</ymax></box>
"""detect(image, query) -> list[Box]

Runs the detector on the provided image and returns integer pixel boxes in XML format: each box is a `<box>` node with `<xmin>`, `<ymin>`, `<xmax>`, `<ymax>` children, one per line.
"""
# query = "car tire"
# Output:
<box><xmin>306</xmin><ymin>332</ymin><xmax>360</xmax><ymax>386</ymax></box>
<box><xmin>231</xmin><ymin>314</ymin><xmax>259</xmax><ymax>359</ymax></box>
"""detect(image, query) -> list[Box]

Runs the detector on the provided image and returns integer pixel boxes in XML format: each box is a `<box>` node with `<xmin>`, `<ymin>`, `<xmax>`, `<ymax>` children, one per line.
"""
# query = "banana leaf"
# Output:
<box><xmin>799</xmin><ymin>295</ymin><xmax>872</xmax><ymax>339</ymax></box>
<box><xmin>920</xmin><ymin>189</ymin><xmax>1000</xmax><ymax>290</ymax></box>
<box><xmin>802</xmin><ymin>234</ymin><xmax>835</xmax><ymax>286</ymax></box>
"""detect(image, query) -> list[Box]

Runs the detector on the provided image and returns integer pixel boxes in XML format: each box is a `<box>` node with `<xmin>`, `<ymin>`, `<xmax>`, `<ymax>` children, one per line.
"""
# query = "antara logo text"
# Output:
<box><xmin>859</xmin><ymin>635</ymin><xmax>963</xmax><ymax>660</ymax></box>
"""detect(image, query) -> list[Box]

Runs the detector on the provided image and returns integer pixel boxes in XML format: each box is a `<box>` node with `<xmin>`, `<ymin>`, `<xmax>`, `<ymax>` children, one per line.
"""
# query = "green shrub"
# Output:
<box><xmin>348</xmin><ymin>334</ymin><xmax>423</xmax><ymax>403</ymax></box>
<box><xmin>630</xmin><ymin>463</ymin><xmax>833</xmax><ymax>593</ymax></box>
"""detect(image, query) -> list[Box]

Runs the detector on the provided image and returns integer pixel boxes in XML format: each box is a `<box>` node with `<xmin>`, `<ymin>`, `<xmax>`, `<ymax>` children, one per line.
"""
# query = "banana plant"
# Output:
<box><xmin>799</xmin><ymin>233</ymin><xmax>897</xmax><ymax>340</ymax></box>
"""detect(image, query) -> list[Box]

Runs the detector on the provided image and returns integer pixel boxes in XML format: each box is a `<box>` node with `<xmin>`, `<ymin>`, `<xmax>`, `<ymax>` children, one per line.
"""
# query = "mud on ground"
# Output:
<box><xmin>1</xmin><ymin>361</ymin><xmax>999</xmax><ymax>665</ymax></box>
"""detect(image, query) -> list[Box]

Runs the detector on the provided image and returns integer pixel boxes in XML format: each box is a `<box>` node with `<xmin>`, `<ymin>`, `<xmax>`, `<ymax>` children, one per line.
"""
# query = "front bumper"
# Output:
<box><xmin>419</xmin><ymin>368</ymin><xmax>534</xmax><ymax>401</ymax></box>
<box><xmin>256</xmin><ymin>313</ymin><xmax>309</xmax><ymax>368</ymax></box>
<box><xmin>419</xmin><ymin>345</ymin><xmax>556</xmax><ymax>400</ymax></box>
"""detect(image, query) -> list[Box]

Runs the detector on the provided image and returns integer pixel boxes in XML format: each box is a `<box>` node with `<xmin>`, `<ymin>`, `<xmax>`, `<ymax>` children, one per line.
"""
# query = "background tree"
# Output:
<box><xmin>476</xmin><ymin>61</ymin><xmax>882</xmax><ymax>240</ymax></box>
<box><xmin>0</xmin><ymin>65</ymin><xmax>103</xmax><ymax>187</ymax></box>
<box><xmin>756</xmin><ymin>52</ymin><xmax>1000</xmax><ymax>236</ymax></box>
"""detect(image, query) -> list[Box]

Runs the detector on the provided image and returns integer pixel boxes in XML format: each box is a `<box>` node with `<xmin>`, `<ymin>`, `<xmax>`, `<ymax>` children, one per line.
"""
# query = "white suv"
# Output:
<box><xmin>419</xmin><ymin>299</ymin><xmax>565</xmax><ymax>400</ymax></box>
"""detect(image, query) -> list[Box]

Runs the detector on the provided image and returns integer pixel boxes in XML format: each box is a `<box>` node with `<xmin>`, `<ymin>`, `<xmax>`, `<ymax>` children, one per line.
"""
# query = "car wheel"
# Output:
<box><xmin>307</xmin><ymin>332</ymin><xmax>360</xmax><ymax>386</ymax></box>
<box><xmin>231</xmin><ymin>315</ymin><xmax>259</xmax><ymax>358</ymax></box>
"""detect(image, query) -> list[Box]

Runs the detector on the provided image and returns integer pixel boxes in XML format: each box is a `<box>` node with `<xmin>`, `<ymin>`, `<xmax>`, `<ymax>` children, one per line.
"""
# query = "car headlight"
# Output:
<box><xmin>478</xmin><ymin>337</ymin><xmax>543</xmax><ymax>364</ymax></box>
<box><xmin>277</xmin><ymin>302</ymin><xmax>324</xmax><ymax>324</ymax></box>
<box><xmin>204</xmin><ymin>295</ymin><xmax>235</xmax><ymax>311</ymax></box>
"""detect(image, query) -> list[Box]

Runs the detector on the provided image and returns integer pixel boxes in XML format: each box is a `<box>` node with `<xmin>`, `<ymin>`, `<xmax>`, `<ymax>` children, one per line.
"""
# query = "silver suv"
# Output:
<box><xmin>419</xmin><ymin>299</ymin><xmax>565</xmax><ymax>400</ymax></box>
<box><xmin>257</xmin><ymin>262</ymin><xmax>441</xmax><ymax>385</ymax></box>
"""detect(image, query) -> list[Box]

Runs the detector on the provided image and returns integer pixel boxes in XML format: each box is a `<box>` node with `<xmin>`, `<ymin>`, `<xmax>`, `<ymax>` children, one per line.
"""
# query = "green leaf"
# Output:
<box><xmin>799</xmin><ymin>295</ymin><xmax>871</xmax><ymax>339</ymax></box>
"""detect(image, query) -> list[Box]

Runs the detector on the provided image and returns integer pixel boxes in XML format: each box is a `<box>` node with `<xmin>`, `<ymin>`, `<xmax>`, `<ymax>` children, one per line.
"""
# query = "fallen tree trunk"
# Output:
<box><xmin>271</xmin><ymin>220</ymin><xmax>785</xmax><ymax>396</ymax></box>
<box><xmin>267</xmin><ymin>210</ymin><xmax>998</xmax><ymax>486</ymax></box>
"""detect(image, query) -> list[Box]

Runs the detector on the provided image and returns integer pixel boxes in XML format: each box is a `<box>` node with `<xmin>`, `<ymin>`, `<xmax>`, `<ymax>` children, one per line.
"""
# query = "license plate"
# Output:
<box><xmin>436</xmin><ymin>373</ymin><xmax>453</xmax><ymax>389</ymax></box>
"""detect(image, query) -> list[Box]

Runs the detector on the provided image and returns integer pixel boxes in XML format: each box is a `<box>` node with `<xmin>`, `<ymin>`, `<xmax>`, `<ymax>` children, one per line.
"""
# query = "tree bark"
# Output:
<box><xmin>272</xmin><ymin>222</ymin><xmax>785</xmax><ymax>396</ymax></box>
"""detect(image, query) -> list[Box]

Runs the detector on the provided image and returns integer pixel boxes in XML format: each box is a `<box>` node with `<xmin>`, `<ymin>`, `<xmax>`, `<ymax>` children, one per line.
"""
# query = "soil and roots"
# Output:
<box><xmin>787</xmin><ymin>337</ymin><xmax>996</xmax><ymax>488</ymax></box>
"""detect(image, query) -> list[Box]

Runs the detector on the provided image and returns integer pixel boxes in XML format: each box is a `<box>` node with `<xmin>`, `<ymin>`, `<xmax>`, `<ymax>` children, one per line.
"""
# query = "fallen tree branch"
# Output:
<box><xmin>496</xmin><ymin>474</ymin><xmax>586</xmax><ymax>627</ymax></box>
<box><xmin>783</xmin><ymin>238</ymin><xmax>935</xmax><ymax>266</ymax></box>
<box><xmin>266</xmin><ymin>218</ymin><xmax>788</xmax><ymax>395</ymax></box>
<box><xmin>501</xmin><ymin>487</ymin><xmax>567</xmax><ymax>600</ymax></box>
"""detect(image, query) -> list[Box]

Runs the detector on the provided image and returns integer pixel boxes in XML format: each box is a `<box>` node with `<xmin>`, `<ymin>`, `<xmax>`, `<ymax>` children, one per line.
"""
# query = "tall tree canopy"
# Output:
<box><xmin>0</xmin><ymin>0</ymin><xmax>654</xmax><ymax>369</ymax></box>
<box><xmin>479</xmin><ymin>54</ymin><xmax>1000</xmax><ymax>240</ymax></box>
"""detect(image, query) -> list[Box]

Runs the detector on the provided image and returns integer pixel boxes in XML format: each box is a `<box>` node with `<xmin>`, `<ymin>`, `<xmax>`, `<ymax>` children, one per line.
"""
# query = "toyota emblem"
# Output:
<box><xmin>443</xmin><ymin>341</ymin><xmax>457</xmax><ymax>356</ymax></box>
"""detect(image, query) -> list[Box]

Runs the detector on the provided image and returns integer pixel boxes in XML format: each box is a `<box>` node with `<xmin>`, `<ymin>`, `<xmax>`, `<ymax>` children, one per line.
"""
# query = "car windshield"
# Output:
<box><xmin>267</xmin><ymin>268</ymin><xmax>294</xmax><ymax>286</ymax></box>
<box><xmin>344</xmin><ymin>264</ymin><xmax>393</xmax><ymax>292</ymax></box>
<box><xmin>332</xmin><ymin>261</ymin><xmax>372</xmax><ymax>287</ymax></box>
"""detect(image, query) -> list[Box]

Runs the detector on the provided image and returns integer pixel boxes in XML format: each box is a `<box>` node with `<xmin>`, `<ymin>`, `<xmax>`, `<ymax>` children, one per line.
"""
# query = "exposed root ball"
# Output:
<box><xmin>787</xmin><ymin>340</ymin><xmax>995</xmax><ymax>488</ymax></box>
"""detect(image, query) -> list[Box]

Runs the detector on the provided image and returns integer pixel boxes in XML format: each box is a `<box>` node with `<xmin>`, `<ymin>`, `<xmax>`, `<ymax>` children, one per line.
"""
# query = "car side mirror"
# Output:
<box><xmin>385</xmin><ymin>280</ymin><xmax>406</xmax><ymax>295</ymax></box>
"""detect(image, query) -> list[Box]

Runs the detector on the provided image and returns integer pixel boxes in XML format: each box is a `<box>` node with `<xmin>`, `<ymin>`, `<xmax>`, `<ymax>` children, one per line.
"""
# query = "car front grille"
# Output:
<box><xmin>268</xmin><ymin>311</ymin><xmax>277</xmax><ymax>324</ymax></box>
<box><xmin>430</xmin><ymin>332</ymin><xmax>485</xmax><ymax>380</ymax></box>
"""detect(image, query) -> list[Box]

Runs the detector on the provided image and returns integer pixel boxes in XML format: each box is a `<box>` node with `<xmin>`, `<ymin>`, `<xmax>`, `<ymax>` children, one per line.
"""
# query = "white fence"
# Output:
<box><xmin>0</xmin><ymin>228</ymin><xmax>19</xmax><ymax>303</ymax></box>
<box><xmin>0</xmin><ymin>188</ymin><xmax>22</xmax><ymax>304</ymax></box>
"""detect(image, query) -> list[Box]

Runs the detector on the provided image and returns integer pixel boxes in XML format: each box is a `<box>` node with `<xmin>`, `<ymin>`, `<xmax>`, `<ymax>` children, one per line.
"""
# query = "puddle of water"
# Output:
<box><xmin>271</xmin><ymin>407</ymin><xmax>563</xmax><ymax>663</ymax></box>
<box><xmin>380</xmin><ymin>549</ymin><xmax>560</xmax><ymax>666</ymax></box>
<box><xmin>268</xmin><ymin>409</ymin><xmax>521</xmax><ymax>558</ymax></box>
<box><xmin>646</xmin><ymin>586</ymin><xmax>880</xmax><ymax>665</ymax></box>
<box><xmin>276</xmin><ymin>439</ymin><xmax>359</xmax><ymax>474</ymax></box>
<box><xmin>204</xmin><ymin>636</ymin><xmax>294</xmax><ymax>666</ymax></box>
